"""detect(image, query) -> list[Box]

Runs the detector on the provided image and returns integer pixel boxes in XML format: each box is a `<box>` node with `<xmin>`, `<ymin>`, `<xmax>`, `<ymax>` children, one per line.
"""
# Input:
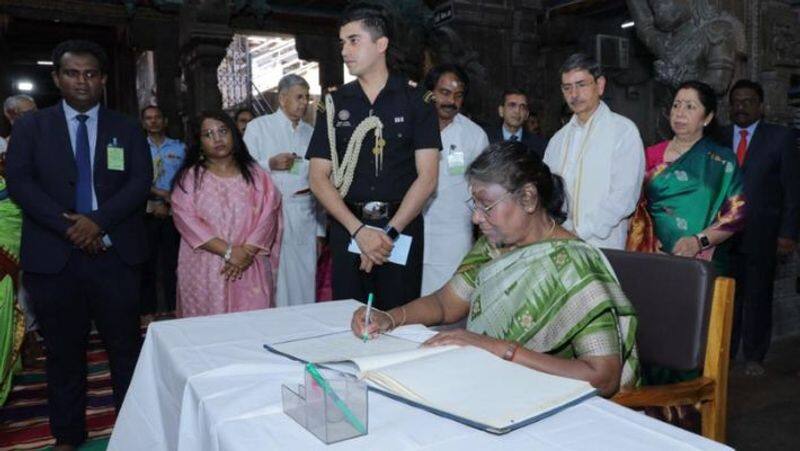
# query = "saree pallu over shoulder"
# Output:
<box><xmin>460</xmin><ymin>238</ymin><xmax>641</xmax><ymax>388</ymax></box>
<box><xmin>627</xmin><ymin>138</ymin><xmax>745</xmax><ymax>256</ymax></box>
<box><xmin>0</xmin><ymin>176</ymin><xmax>24</xmax><ymax>406</ymax></box>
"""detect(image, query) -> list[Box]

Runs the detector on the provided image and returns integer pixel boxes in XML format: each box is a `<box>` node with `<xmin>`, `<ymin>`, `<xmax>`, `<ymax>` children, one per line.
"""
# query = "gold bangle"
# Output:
<box><xmin>379</xmin><ymin>309</ymin><xmax>396</xmax><ymax>330</ymax></box>
<box><xmin>398</xmin><ymin>306</ymin><xmax>407</xmax><ymax>327</ymax></box>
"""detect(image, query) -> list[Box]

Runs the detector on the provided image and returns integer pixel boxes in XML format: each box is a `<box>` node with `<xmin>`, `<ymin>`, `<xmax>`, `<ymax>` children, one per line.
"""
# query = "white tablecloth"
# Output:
<box><xmin>108</xmin><ymin>300</ymin><xmax>731</xmax><ymax>451</ymax></box>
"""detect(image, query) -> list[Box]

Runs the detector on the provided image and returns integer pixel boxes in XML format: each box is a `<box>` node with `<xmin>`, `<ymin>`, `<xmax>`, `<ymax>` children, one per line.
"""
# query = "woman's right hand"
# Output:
<box><xmin>351</xmin><ymin>306</ymin><xmax>394</xmax><ymax>339</ymax></box>
<box><xmin>228</xmin><ymin>246</ymin><xmax>254</xmax><ymax>270</ymax></box>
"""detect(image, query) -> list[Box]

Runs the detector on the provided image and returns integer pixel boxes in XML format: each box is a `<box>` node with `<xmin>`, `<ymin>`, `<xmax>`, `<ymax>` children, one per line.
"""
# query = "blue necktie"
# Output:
<box><xmin>509</xmin><ymin>135</ymin><xmax>519</xmax><ymax>141</ymax></box>
<box><xmin>75</xmin><ymin>114</ymin><xmax>92</xmax><ymax>213</ymax></box>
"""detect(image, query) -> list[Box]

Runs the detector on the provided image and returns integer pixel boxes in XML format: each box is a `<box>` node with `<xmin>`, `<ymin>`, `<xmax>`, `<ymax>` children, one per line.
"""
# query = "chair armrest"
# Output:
<box><xmin>611</xmin><ymin>377</ymin><xmax>716</xmax><ymax>407</ymax></box>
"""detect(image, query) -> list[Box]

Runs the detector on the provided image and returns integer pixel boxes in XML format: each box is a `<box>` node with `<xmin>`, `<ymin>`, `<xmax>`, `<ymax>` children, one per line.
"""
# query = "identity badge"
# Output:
<box><xmin>290</xmin><ymin>156</ymin><xmax>306</xmax><ymax>175</ymax></box>
<box><xmin>107</xmin><ymin>139</ymin><xmax>125</xmax><ymax>171</ymax></box>
<box><xmin>447</xmin><ymin>145</ymin><xmax>465</xmax><ymax>175</ymax></box>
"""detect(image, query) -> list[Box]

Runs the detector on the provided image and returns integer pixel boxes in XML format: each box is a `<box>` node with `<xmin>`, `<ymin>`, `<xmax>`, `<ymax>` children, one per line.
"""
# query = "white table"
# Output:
<box><xmin>108</xmin><ymin>300</ymin><xmax>731</xmax><ymax>451</ymax></box>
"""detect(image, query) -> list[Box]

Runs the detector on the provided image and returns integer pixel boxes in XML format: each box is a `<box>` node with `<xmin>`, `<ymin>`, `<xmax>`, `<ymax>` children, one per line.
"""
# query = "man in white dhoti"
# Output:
<box><xmin>421</xmin><ymin>64</ymin><xmax>489</xmax><ymax>295</ymax></box>
<box><xmin>244</xmin><ymin>74</ymin><xmax>323</xmax><ymax>306</ymax></box>
<box><xmin>543</xmin><ymin>53</ymin><xmax>644</xmax><ymax>249</ymax></box>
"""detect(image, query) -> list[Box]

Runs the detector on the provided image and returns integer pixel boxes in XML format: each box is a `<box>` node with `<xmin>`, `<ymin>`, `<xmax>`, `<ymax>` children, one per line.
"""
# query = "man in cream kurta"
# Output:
<box><xmin>421</xmin><ymin>64</ymin><xmax>489</xmax><ymax>295</ymax></box>
<box><xmin>544</xmin><ymin>54</ymin><xmax>644</xmax><ymax>249</ymax></box>
<box><xmin>244</xmin><ymin>74</ymin><xmax>323</xmax><ymax>306</ymax></box>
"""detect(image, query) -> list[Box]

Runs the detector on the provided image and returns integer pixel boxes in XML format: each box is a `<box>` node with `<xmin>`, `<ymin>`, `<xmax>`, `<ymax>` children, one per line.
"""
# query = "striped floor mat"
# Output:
<box><xmin>0</xmin><ymin>332</ymin><xmax>117</xmax><ymax>450</ymax></box>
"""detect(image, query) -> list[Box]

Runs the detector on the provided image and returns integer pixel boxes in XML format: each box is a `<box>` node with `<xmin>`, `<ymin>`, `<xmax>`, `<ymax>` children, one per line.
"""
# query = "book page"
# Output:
<box><xmin>367</xmin><ymin>346</ymin><xmax>596</xmax><ymax>430</ymax></box>
<box><xmin>269</xmin><ymin>331</ymin><xmax>422</xmax><ymax>366</ymax></box>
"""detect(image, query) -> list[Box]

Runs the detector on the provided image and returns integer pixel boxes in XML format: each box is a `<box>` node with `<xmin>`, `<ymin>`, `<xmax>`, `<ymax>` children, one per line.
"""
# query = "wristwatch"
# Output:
<box><xmin>384</xmin><ymin>225</ymin><xmax>400</xmax><ymax>241</ymax></box>
<box><xmin>695</xmin><ymin>233</ymin><xmax>711</xmax><ymax>250</ymax></box>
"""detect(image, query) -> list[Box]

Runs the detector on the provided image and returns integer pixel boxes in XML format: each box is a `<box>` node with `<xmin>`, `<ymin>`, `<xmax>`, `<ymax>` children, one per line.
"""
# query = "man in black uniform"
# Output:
<box><xmin>307</xmin><ymin>3</ymin><xmax>441</xmax><ymax>311</ymax></box>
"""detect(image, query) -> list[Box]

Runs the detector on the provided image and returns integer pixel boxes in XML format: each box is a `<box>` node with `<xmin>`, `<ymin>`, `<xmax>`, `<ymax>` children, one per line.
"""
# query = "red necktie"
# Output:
<box><xmin>736</xmin><ymin>129</ymin><xmax>748</xmax><ymax>166</ymax></box>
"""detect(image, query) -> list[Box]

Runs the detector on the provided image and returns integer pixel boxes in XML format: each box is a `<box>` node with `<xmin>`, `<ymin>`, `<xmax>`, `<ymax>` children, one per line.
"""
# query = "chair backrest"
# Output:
<box><xmin>601</xmin><ymin>249</ymin><xmax>716</xmax><ymax>371</ymax></box>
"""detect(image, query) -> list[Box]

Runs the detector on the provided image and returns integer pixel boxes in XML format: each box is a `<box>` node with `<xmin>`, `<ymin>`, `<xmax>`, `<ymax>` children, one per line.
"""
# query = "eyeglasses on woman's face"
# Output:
<box><xmin>466</xmin><ymin>190</ymin><xmax>514</xmax><ymax>217</ymax></box>
<box><xmin>200</xmin><ymin>126</ymin><xmax>230</xmax><ymax>140</ymax></box>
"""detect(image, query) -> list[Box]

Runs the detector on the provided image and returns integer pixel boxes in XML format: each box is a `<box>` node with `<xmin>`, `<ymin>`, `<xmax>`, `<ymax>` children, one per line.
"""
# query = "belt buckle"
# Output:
<box><xmin>362</xmin><ymin>201</ymin><xmax>388</xmax><ymax>220</ymax></box>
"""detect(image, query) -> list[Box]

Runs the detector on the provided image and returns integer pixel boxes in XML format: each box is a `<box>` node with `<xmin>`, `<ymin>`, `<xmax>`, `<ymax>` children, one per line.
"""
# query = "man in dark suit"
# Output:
<box><xmin>485</xmin><ymin>88</ymin><xmax>548</xmax><ymax>159</ymax></box>
<box><xmin>5</xmin><ymin>40</ymin><xmax>151</xmax><ymax>450</ymax></box>
<box><xmin>718</xmin><ymin>79</ymin><xmax>800</xmax><ymax>376</ymax></box>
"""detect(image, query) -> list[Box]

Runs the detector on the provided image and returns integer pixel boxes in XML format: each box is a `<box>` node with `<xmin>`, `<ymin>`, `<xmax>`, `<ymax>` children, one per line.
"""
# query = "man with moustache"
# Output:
<box><xmin>307</xmin><ymin>2</ymin><xmax>441</xmax><ymax>311</ymax></box>
<box><xmin>5</xmin><ymin>40</ymin><xmax>151</xmax><ymax>450</ymax></box>
<box><xmin>245</xmin><ymin>74</ymin><xmax>324</xmax><ymax>307</ymax></box>
<box><xmin>543</xmin><ymin>53</ymin><xmax>644</xmax><ymax>250</ymax></box>
<box><xmin>485</xmin><ymin>88</ymin><xmax>547</xmax><ymax>159</ymax></box>
<box><xmin>717</xmin><ymin>79</ymin><xmax>800</xmax><ymax>376</ymax></box>
<box><xmin>420</xmin><ymin>64</ymin><xmax>488</xmax><ymax>295</ymax></box>
<box><xmin>140</xmin><ymin>105</ymin><xmax>184</xmax><ymax>320</ymax></box>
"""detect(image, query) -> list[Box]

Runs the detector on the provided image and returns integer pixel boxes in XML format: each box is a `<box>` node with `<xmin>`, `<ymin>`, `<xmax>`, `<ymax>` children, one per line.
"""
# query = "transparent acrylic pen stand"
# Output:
<box><xmin>281</xmin><ymin>368</ymin><xmax>368</xmax><ymax>444</ymax></box>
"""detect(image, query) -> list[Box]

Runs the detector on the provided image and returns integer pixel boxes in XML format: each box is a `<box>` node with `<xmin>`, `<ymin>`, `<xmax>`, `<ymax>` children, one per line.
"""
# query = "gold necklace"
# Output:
<box><xmin>541</xmin><ymin>218</ymin><xmax>557</xmax><ymax>241</ymax></box>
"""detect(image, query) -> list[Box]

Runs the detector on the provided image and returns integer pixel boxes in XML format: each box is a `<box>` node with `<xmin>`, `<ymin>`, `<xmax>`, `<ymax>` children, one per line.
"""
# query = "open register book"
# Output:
<box><xmin>265</xmin><ymin>327</ymin><xmax>597</xmax><ymax>434</ymax></box>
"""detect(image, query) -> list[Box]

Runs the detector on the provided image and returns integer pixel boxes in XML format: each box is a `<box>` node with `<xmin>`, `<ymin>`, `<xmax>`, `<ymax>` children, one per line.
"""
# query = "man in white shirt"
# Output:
<box><xmin>244</xmin><ymin>74</ymin><xmax>323</xmax><ymax>306</ymax></box>
<box><xmin>543</xmin><ymin>53</ymin><xmax>644</xmax><ymax>249</ymax></box>
<box><xmin>2</xmin><ymin>95</ymin><xmax>37</xmax><ymax>159</ymax></box>
<box><xmin>421</xmin><ymin>64</ymin><xmax>488</xmax><ymax>295</ymax></box>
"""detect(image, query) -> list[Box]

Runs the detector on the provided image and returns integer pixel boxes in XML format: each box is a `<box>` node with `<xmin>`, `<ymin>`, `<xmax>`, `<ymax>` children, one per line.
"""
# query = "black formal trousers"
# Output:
<box><xmin>141</xmin><ymin>214</ymin><xmax>179</xmax><ymax>314</ymax></box>
<box><xmin>23</xmin><ymin>249</ymin><xmax>142</xmax><ymax>446</ymax></box>
<box><xmin>729</xmin><ymin>249</ymin><xmax>777</xmax><ymax>362</ymax></box>
<box><xmin>330</xmin><ymin>215</ymin><xmax>423</xmax><ymax>311</ymax></box>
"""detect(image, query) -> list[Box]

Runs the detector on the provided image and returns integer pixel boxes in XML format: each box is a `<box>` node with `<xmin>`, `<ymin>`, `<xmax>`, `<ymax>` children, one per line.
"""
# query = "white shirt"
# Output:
<box><xmin>501</xmin><ymin>125</ymin><xmax>522</xmax><ymax>141</ymax></box>
<box><xmin>243</xmin><ymin>109</ymin><xmax>321</xmax><ymax>307</ymax></box>
<box><xmin>244</xmin><ymin>109</ymin><xmax>314</xmax><ymax>201</ymax></box>
<box><xmin>421</xmin><ymin>113</ymin><xmax>488</xmax><ymax>295</ymax></box>
<box><xmin>63</xmin><ymin>100</ymin><xmax>100</xmax><ymax>211</ymax></box>
<box><xmin>544</xmin><ymin>101</ymin><xmax>644</xmax><ymax>249</ymax></box>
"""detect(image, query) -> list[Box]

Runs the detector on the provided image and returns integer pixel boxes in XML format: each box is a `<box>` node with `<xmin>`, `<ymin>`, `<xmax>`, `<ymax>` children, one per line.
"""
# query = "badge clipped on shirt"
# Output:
<box><xmin>289</xmin><ymin>156</ymin><xmax>306</xmax><ymax>175</ymax></box>
<box><xmin>107</xmin><ymin>138</ymin><xmax>125</xmax><ymax>171</ymax></box>
<box><xmin>447</xmin><ymin>144</ymin><xmax>466</xmax><ymax>175</ymax></box>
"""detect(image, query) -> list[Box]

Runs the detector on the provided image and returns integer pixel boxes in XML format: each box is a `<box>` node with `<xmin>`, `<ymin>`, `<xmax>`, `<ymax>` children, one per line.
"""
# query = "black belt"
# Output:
<box><xmin>346</xmin><ymin>201</ymin><xmax>401</xmax><ymax>221</ymax></box>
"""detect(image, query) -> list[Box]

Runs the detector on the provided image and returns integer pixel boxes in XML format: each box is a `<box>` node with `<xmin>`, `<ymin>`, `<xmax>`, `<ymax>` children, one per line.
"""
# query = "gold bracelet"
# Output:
<box><xmin>379</xmin><ymin>309</ymin><xmax>396</xmax><ymax>330</ymax></box>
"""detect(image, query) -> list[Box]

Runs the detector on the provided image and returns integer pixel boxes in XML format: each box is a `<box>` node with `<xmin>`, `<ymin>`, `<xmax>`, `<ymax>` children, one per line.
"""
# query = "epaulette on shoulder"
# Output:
<box><xmin>423</xmin><ymin>90</ymin><xmax>435</xmax><ymax>104</ymax></box>
<box><xmin>316</xmin><ymin>86</ymin><xmax>338</xmax><ymax>113</ymax></box>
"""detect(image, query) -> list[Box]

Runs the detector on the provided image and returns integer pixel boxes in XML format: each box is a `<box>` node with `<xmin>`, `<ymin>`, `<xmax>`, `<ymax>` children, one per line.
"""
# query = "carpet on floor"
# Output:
<box><xmin>0</xmin><ymin>331</ymin><xmax>117</xmax><ymax>450</ymax></box>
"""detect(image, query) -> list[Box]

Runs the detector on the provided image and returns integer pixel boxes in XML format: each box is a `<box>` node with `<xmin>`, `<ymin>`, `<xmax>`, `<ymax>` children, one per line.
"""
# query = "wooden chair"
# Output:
<box><xmin>601</xmin><ymin>249</ymin><xmax>735</xmax><ymax>443</ymax></box>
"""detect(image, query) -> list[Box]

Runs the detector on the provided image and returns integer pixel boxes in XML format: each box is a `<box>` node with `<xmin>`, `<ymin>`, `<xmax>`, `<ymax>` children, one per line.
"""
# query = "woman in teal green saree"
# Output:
<box><xmin>628</xmin><ymin>81</ymin><xmax>745</xmax><ymax>387</ymax></box>
<box><xmin>627</xmin><ymin>81</ymin><xmax>745</xmax><ymax>275</ymax></box>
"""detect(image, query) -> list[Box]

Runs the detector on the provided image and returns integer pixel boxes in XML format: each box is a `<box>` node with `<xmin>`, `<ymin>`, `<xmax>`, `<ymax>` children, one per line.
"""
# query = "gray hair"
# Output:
<box><xmin>3</xmin><ymin>94</ymin><xmax>36</xmax><ymax>113</ymax></box>
<box><xmin>559</xmin><ymin>53</ymin><xmax>603</xmax><ymax>80</ymax></box>
<box><xmin>467</xmin><ymin>141</ymin><xmax>567</xmax><ymax>223</ymax></box>
<box><xmin>277</xmin><ymin>74</ymin><xmax>309</xmax><ymax>95</ymax></box>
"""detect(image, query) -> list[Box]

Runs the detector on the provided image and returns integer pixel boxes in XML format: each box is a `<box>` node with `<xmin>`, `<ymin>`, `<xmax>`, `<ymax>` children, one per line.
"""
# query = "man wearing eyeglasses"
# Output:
<box><xmin>485</xmin><ymin>88</ymin><xmax>547</xmax><ymax>159</ymax></box>
<box><xmin>5</xmin><ymin>39</ymin><xmax>151</xmax><ymax>451</ymax></box>
<box><xmin>244</xmin><ymin>74</ymin><xmax>324</xmax><ymax>307</ymax></box>
<box><xmin>543</xmin><ymin>53</ymin><xmax>644</xmax><ymax>250</ymax></box>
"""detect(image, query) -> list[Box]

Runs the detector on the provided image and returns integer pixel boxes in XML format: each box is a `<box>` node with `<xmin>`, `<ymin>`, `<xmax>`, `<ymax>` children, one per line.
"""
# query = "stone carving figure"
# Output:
<box><xmin>627</xmin><ymin>0</ymin><xmax>745</xmax><ymax>95</ymax></box>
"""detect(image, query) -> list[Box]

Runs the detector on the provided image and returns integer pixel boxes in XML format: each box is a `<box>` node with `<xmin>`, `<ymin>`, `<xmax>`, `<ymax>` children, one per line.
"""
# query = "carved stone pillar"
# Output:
<box><xmin>435</xmin><ymin>1</ymin><xmax>543</xmax><ymax>126</ymax></box>
<box><xmin>178</xmin><ymin>0</ymin><xmax>232</xmax><ymax>120</ymax></box>
<box><xmin>757</xmin><ymin>0</ymin><xmax>800</xmax><ymax>124</ymax></box>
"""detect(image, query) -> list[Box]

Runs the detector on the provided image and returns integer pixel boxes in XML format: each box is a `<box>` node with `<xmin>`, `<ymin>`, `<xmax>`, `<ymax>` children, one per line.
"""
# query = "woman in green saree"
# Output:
<box><xmin>0</xmin><ymin>165</ymin><xmax>24</xmax><ymax>406</ymax></box>
<box><xmin>627</xmin><ymin>80</ymin><xmax>745</xmax><ymax>274</ymax></box>
<box><xmin>351</xmin><ymin>141</ymin><xmax>640</xmax><ymax>396</ymax></box>
<box><xmin>627</xmin><ymin>81</ymin><xmax>744</xmax><ymax>388</ymax></box>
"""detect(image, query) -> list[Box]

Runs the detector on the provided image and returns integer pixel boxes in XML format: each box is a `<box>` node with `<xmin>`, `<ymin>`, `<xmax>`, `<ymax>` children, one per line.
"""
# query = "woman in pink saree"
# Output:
<box><xmin>171</xmin><ymin>111</ymin><xmax>282</xmax><ymax>317</ymax></box>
